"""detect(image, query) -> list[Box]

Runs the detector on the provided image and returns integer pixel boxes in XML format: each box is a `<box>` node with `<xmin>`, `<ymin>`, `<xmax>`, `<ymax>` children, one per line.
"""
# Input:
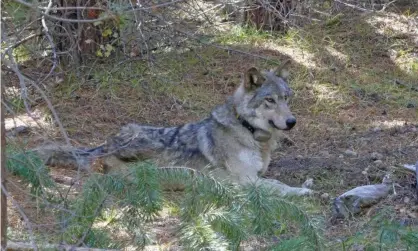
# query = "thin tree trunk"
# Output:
<box><xmin>1</xmin><ymin>64</ymin><xmax>8</xmax><ymax>249</ymax></box>
<box><xmin>244</xmin><ymin>0</ymin><xmax>295</xmax><ymax>31</ymax></box>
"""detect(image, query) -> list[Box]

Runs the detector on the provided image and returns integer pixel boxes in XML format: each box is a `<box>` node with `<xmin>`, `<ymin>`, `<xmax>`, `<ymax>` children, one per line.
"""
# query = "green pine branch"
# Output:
<box><xmin>6</xmin><ymin>147</ymin><xmax>54</xmax><ymax>195</ymax></box>
<box><xmin>5</xmin><ymin>148</ymin><xmax>323</xmax><ymax>250</ymax></box>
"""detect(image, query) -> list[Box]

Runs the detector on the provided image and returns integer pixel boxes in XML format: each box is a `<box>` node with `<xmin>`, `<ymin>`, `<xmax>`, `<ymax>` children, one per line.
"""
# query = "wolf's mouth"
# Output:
<box><xmin>269</xmin><ymin>120</ymin><xmax>280</xmax><ymax>130</ymax></box>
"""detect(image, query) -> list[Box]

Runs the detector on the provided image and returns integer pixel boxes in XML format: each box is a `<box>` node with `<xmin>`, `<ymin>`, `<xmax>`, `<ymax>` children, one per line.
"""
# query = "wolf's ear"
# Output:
<box><xmin>274</xmin><ymin>59</ymin><xmax>292</xmax><ymax>80</ymax></box>
<box><xmin>244</xmin><ymin>67</ymin><xmax>265</xmax><ymax>90</ymax></box>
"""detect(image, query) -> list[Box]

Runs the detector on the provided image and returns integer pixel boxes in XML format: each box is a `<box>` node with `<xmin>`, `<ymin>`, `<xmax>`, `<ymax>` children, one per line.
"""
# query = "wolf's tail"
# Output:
<box><xmin>33</xmin><ymin>144</ymin><xmax>106</xmax><ymax>171</ymax></box>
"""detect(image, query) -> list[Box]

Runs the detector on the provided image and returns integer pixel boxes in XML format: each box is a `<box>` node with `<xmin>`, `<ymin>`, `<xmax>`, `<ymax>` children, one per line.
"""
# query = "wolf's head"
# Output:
<box><xmin>233</xmin><ymin>60</ymin><xmax>296</xmax><ymax>141</ymax></box>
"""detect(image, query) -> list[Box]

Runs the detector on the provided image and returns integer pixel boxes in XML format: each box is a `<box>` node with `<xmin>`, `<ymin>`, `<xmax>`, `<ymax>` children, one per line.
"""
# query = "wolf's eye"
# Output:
<box><xmin>265</xmin><ymin>98</ymin><xmax>275</xmax><ymax>103</ymax></box>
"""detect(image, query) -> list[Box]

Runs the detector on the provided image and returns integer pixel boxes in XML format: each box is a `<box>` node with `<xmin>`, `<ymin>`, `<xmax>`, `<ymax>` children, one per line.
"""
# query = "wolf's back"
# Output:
<box><xmin>33</xmin><ymin>121</ymin><xmax>207</xmax><ymax>171</ymax></box>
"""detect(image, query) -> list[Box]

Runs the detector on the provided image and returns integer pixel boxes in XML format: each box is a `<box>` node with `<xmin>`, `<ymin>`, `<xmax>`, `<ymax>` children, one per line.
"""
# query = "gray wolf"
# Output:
<box><xmin>37</xmin><ymin>60</ymin><xmax>313</xmax><ymax>196</ymax></box>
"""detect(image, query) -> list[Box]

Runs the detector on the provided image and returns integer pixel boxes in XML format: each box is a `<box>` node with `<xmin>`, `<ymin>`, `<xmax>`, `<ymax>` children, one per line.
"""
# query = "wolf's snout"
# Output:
<box><xmin>285</xmin><ymin>117</ymin><xmax>296</xmax><ymax>130</ymax></box>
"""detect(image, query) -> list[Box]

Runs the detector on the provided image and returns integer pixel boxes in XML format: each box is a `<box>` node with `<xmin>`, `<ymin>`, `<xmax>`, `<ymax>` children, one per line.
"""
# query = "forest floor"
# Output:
<box><xmin>3</xmin><ymin>3</ymin><xmax>418</xmax><ymax>251</ymax></box>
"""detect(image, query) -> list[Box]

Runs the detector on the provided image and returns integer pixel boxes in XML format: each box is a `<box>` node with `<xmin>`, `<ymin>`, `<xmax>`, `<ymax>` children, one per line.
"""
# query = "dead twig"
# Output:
<box><xmin>39</xmin><ymin>0</ymin><xmax>58</xmax><ymax>83</ymax></box>
<box><xmin>378</xmin><ymin>0</ymin><xmax>398</xmax><ymax>12</ymax></box>
<box><xmin>5</xmin><ymin>241</ymin><xmax>118</xmax><ymax>251</ymax></box>
<box><xmin>10</xmin><ymin>0</ymin><xmax>185</xmax><ymax>23</ymax></box>
<box><xmin>2</xmin><ymin>33</ymin><xmax>42</xmax><ymax>55</ymax></box>
<box><xmin>411</xmin><ymin>161</ymin><xmax>418</xmax><ymax>202</ymax></box>
<box><xmin>334</xmin><ymin>0</ymin><xmax>373</xmax><ymax>12</ymax></box>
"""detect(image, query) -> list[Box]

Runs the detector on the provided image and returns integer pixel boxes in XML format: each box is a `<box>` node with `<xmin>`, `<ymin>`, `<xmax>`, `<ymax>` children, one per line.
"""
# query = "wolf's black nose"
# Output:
<box><xmin>286</xmin><ymin>118</ymin><xmax>296</xmax><ymax>129</ymax></box>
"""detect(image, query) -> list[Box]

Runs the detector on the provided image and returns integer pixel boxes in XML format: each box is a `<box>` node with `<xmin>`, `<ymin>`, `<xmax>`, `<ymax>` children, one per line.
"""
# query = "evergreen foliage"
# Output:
<box><xmin>8</xmin><ymin>150</ymin><xmax>418</xmax><ymax>250</ymax></box>
<box><xmin>60</xmin><ymin>161</ymin><xmax>324</xmax><ymax>250</ymax></box>
<box><xmin>6</xmin><ymin>149</ymin><xmax>323</xmax><ymax>249</ymax></box>
<box><xmin>6</xmin><ymin>147</ymin><xmax>54</xmax><ymax>196</ymax></box>
<box><xmin>338</xmin><ymin>209</ymin><xmax>418</xmax><ymax>251</ymax></box>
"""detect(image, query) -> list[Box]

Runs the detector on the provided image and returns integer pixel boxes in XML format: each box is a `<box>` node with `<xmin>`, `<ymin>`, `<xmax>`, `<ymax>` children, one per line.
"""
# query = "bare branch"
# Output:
<box><xmin>2</xmin><ymin>33</ymin><xmax>42</xmax><ymax>55</ymax></box>
<box><xmin>40</xmin><ymin>0</ymin><xmax>58</xmax><ymax>83</ymax></box>
<box><xmin>5</xmin><ymin>241</ymin><xmax>119</xmax><ymax>251</ymax></box>
<box><xmin>146</xmin><ymin>11</ymin><xmax>283</xmax><ymax>64</ymax></box>
<box><xmin>10</xmin><ymin>0</ymin><xmax>186</xmax><ymax>23</ymax></box>
<box><xmin>334</xmin><ymin>0</ymin><xmax>373</xmax><ymax>12</ymax></box>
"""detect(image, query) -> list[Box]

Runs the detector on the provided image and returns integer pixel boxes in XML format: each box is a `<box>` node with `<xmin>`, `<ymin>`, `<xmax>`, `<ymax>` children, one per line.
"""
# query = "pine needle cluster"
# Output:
<box><xmin>337</xmin><ymin>209</ymin><xmax>418</xmax><ymax>251</ymax></box>
<box><xmin>6</xmin><ymin>147</ymin><xmax>324</xmax><ymax>250</ymax></box>
<box><xmin>6</xmin><ymin>147</ymin><xmax>54</xmax><ymax>196</ymax></box>
<box><xmin>2</xmin><ymin>147</ymin><xmax>317</xmax><ymax>249</ymax></box>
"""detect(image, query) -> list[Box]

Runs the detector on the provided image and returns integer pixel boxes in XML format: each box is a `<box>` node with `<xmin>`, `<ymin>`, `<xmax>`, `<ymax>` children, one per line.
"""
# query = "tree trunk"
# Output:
<box><xmin>55</xmin><ymin>0</ymin><xmax>113</xmax><ymax>67</ymax></box>
<box><xmin>244</xmin><ymin>0</ymin><xmax>295</xmax><ymax>31</ymax></box>
<box><xmin>1</xmin><ymin>59</ymin><xmax>7</xmax><ymax>249</ymax></box>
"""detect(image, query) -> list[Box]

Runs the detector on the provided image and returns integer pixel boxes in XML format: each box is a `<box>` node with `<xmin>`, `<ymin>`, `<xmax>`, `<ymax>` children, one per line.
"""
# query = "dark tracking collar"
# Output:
<box><xmin>232</xmin><ymin>105</ymin><xmax>256</xmax><ymax>134</ymax></box>
<box><xmin>237</xmin><ymin>115</ymin><xmax>255</xmax><ymax>134</ymax></box>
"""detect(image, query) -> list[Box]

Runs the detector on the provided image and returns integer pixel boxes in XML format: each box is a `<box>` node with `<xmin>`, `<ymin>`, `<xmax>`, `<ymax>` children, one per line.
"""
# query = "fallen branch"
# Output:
<box><xmin>10</xmin><ymin>0</ymin><xmax>185</xmax><ymax>23</ymax></box>
<box><xmin>50</xmin><ymin>174</ymin><xmax>78</xmax><ymax>186</ymax></box>
<box><xmin>2</xmin><ymin>33</ymin><xmax>42</xmax><ymax>55</ymax></box>
<box><xmin>400</xmin><ymin>162</ymin><xmax>418</xmax><ymax>202</ymax></box>
<box><xmin>5</xmin><ymin>241</ymin><xmax>119</xmax><ymax>251</ymax></box>
<box><xmin>334</xmin><ymin>0</ymin><xmax>373</xmax><ymax>12</ymax></box>
<box><xmin>401</xmin><ymin>163</ymin><xmax>418</xmax><ymax>173</ymax></box>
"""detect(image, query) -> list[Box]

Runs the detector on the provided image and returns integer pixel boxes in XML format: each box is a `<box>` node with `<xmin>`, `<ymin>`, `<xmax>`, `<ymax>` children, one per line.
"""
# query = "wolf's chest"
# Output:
<box><xmin>237</xmin><ymin>149</ymin><xmax>264</xmax><ymax>172</ymax></box>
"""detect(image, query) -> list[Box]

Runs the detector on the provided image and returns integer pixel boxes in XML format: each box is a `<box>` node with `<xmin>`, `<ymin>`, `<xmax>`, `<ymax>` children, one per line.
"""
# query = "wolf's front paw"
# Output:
<box><xmin>302</xmin><ymin>178</ymin><xmax>314</xmax><ymax>189</ymax></box>
<box><xmin>298</xmin><ymin>188</ymin><xmax>314</xmax><ymax>196</ymax></box>
<box><xmin>280</xmin><ymin>187</ymin><xmax>314</xmax><ymax>196</ymax></box>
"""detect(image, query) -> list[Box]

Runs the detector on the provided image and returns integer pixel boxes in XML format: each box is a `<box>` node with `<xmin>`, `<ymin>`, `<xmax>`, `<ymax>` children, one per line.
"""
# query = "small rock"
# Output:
<box><xmin>320</xmin><ymin>193</ymin><xmax>330</xmax><ymax>200</ymax></box>
<box><xmin>344</xmin><ymin>149</ymin><xmax>358</xmax><ymax>157</ymax></box>
<box><xmin>407</xmin><ymin>211</ymin><xmax>417</xmax><ymax>219</ymax></box>
<box><xmin>372</xmin><ymin>127</ymin><xmax>382</xmax><ymax>133</ymax></box>
<box><xmin>302</xmin><ymin>178</ymin><xmax>314</xmax><ymax>189</ymax></box>
<box><xmin>406</xmin><ymin>103</ymin><xmax>416</xmax><ymax>108</ymax></box>
<box><xmin>371</xmin><ymin>152</ymin><xmax>383</xmax><ymax>161</ymax></box>
<box><xmin>6</xmin><ymin>125</ymin><xmax>30</xmax><ymax>137</ymax></box>
<box><xmin>281</xmin><ymin>137</ymin><xmax>294</xmax><ymax>146</ymax></box>
<box><xmin>319</xmin><ymin>150</ymin><xmax>331</xmax><ymax>157</ymax></box>
<box><xmin>55</xmin><ymin>76</ymin><xmax>64</xmax><ymax>84</ymax></box>
<box><xmin>339</xmin><ymin>154</ymin><xmax>344</xmax><ymax>158</ymax></box>
<box><xmin>296</xmin><ymin>155</ymin><xmax>303</xmax><ymax>160</ymax></box>
<box><xmin>352</xmin><ymin>243</ymin><xmax>365</xmax><ymax>251</ymax></box>
<box><xmin>374</xmin><ymin>160</ymin><xmax>383</xmax><ymax>165</ymax></box>
<box><xmin>404</xmin><ymin>197</ymin><xmax>411</xmax><ymax>203</ymax></box>
<box><xmin>309</xmin><ymin>143</ymin><xmax>317</xmax><ymax>148</ymax></box>
<box><xmin>388</xmin><ymin>49</ymin><xmax>398</xmax><ymax>60</ymax></box>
